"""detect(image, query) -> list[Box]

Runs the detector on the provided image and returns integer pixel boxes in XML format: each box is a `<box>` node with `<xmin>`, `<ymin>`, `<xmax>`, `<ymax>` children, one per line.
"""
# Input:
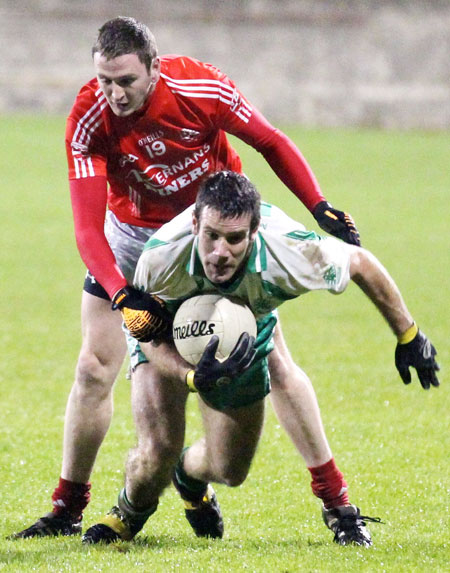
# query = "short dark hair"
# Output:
<box><xmin>194</xmin><ymin>171</ymin><xmax>261</xmax><ymax>232</ymax></box>
<box><xmin>92</xmin><ymin>17</ymin><xmax>158</xmax><ymax>71</ymax></box>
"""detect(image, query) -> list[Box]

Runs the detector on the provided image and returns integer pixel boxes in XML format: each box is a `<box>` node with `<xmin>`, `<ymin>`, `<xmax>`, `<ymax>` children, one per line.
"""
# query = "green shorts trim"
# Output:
<box><xmin>125</xmin><ymin>325</ymin><xmax>148</xmax><ymax>371</ymax></box>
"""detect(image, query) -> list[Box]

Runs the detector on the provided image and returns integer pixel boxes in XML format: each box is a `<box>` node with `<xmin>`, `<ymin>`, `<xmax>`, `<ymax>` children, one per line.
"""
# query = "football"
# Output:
<box><xmin>172</xmin><ymin>294</ymin><xmax>257</xmax><ymax>366</ymax></box>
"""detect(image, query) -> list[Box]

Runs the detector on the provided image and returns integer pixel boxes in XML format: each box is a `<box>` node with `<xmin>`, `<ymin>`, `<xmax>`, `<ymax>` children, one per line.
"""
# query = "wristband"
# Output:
<box><xmin>111</xmin><ymin>287</ymin><xmax>128</xmax><ymax>309</ymax></box>
<box><xmin>397</xmin><ymin>322</ymin><xmax>418</xmax><ymax>344</ymax></box>
<box><xmin>185</xmin><ymin>370</ymin><xmax>197</xmax><ymax>392</ymax></box>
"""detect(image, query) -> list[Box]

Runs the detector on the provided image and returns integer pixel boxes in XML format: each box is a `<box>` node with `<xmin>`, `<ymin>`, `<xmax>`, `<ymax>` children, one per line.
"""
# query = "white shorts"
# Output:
<box><xmin>104</xmin><ymin>211</ymin><xmax>157</xmax><ymax>284</ymax></box>
<box><xmin>84</xmin><ymin>211</ymin><xmax>158</xmax><ymax>299</ymax></box>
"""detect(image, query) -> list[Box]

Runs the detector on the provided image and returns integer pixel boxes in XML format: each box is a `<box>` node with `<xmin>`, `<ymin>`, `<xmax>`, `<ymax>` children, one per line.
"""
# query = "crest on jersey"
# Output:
<box><xmin>119</xmin><ymin>154</ymin><xmax>139</xmax><ymax>167</ymax></box>
<box><xmin>179</xmin><ymin>128</ymin><xmax>201</xmax><ymax>142</ymax></box>
<box><xmin>323</xmin><ymin>265</ymin><xmax>340</xmax><ymax>287</ymax></box>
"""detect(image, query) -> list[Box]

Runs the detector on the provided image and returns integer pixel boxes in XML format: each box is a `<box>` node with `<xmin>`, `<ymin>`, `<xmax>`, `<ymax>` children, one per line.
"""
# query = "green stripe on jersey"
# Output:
<box><xmin>144</xmin><ymin>237</ymin><xmax>169</xmax><ymax>250</ymax></box>
<box><xmin>260</xmin><ymin>202</ymin><xmax>272</xmax><ymax>217</ymax></box>
<box><xmin>284</xmin><ymin>229</ymin><xmax>321</xmax><ymax>241</ymax></box>
<box><xmin>247</xmin><ymin>234</ymin><xmax>267</xmax><ymax>273</ymax></box>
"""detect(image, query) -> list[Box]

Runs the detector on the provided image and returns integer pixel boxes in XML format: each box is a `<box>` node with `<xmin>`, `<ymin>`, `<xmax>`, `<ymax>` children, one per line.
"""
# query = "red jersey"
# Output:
<box><xmin>66</xmin><ymin>55</ymin><xmax>324</xmax><ymax>296</ymax></box>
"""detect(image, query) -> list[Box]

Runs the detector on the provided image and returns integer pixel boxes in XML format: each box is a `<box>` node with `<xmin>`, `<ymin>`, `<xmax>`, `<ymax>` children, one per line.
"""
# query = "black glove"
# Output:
<box><xmin>186</xmin><ymin>332</ymin><xmax>256</xmax><ymax>393</ymax></box>
<box><xmin>112</xmin><ymin>286</ymin><xmax>172</xmax><ymax>342</ymax></box>
<box><xmin>313</xmin><ymin>201</ymin><xmax>361</xmax><ymax>246</ymax></box>
<box><xmin>395</xmin><ymin>329</ymin><xmax>440</xmax><ymax>390</ymax></box>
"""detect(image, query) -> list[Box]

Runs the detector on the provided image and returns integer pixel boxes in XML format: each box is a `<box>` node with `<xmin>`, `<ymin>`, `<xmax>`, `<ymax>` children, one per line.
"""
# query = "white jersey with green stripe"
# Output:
<box><xmin>134</xmin><ymin>201</ymin><xmax>352</xmax><ymax>318</ymax></box>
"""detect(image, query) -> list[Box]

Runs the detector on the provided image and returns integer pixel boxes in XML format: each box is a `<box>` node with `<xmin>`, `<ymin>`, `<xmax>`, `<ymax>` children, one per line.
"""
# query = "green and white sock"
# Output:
<box><xmin>174</xmin><ymin>447</ymin><xmax>208</xmax><ymax>501</ymax></box>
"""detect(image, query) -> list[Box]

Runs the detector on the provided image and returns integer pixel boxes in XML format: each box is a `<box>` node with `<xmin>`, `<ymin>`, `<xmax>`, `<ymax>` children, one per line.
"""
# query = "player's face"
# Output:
<box><xmin>193</xmin><ymin>207</ymin><xmax>257</xmax><ymax>284</ymax></box>
<box><xmin>94</xmin><ymin>52</ymin><xmax>160</xmax><ymax>117</ymax></box>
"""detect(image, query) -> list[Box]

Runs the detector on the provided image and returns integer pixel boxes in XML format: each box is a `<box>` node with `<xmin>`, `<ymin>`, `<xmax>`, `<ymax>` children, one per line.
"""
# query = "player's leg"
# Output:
<box><xmin>125</xmin><ymin>359</ymin><xmax>189</xmax><ymax>507</ymax></box>
<box><xmin>186</xmin><ymin>398</ymin><xmax>265</xmax><ymax>486</ymax></box>
<box><xmin>268</xmin><ymin>322</ymin><xmax>332</xmax><ymax>467</ymax></box>
<box><xmin>62</xmin><ymin>291</ymin><xmax>126</xmax><ymax>482</ymax></box>
<box><xmin>82</xmin><ymin>342</ymin><xmax>190</xmax><ymax>544</ymax></box>
<box><xmin>11</xmin><ymin>216</ymin><xmax>158</xmax><ymax>540</ymax></box>
<box><xmin>173</xmin><ymin>397</ymin><xmax>265</xmax><ymax>538</ymax></box>
<box><xmin>12</xmin><ymin>289</ymin><xmax>126</xmax><ymax>539</ymax></box>
<box><xmin>268</xmin><ymin>321</ymin><xmax>376</xmax><ymax>546</ymax></box>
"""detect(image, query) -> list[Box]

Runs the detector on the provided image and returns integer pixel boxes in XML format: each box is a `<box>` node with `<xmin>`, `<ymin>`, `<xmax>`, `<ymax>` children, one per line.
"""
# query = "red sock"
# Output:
<box><xmin>51</xmin><ymin>477</ymin><xmax>91</xmax><ymax>520</ymax></box>
<box><xmin>308</xmin><ymin>458</ymin><xmax>350</xmax><ymax>509</ymax></box>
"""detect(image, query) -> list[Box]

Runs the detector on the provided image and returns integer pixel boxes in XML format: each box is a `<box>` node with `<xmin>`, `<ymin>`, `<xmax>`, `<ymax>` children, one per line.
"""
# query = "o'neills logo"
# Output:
<box><xmin>173</xmin><ymin>320</ymin><xmax>216</xmax><ymax>340</ymax></box>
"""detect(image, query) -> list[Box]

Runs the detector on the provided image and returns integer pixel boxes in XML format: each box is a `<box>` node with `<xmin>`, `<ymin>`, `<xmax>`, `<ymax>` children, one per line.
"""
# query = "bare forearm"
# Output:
<box><xmin>140</xmin><ymin>340</ymin><xmax>190</xmax><ymax>382</ymax></box>
<box><xmin>350</xmin><ymin>248</ymin><xmax>414</xmax><ymax>336</ymax></box>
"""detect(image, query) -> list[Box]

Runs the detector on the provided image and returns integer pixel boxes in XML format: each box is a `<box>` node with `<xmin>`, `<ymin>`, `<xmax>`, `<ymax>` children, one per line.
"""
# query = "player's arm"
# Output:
<box><xmin>350</xmin><ymin>247</ymin><xmax>440</xmax><ymax>389</ymax></box>
<box><xmin>66</xmin><ymin>104</ymin><xmax>128</xmax><ymax>298</ymax></box>
<box><xmin>70</xmin><ymin>177</ymin><xmax>171</xmax><ymax>341</ymax></box>
<box><xmin>69</xmin><ymin>176</ymin><xmax>127</xmax><ymax>297</ymax></box>
<box><xmin>227</xmin><ymin>106</ymin><xmax>360</xmax><ymax>245</ymax></box>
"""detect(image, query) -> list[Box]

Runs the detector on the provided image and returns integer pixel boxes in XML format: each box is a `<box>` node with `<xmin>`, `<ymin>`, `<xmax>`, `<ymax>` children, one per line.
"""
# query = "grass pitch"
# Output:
<box><xmin>0</xmin><ymin>116</ymin><xmax>448</xmax><ymax>572</ymax></box>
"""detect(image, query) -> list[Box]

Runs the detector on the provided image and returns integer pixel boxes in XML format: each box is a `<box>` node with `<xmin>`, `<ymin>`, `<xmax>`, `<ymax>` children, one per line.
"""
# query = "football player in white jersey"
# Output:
<box><xmin>81</xmin><ymin>171</ymin><xmax>439</xmax><ymax>546</ymax></box>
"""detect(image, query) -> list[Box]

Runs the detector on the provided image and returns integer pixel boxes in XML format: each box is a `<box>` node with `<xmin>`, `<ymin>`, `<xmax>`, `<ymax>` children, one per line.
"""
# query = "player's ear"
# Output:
<box><xmin>249</xmin><ymin>228</ymin><xmax>258</xmax><ymax>242</ymax></box>
<box><xmin>150</xmin><ymin>57</ymin><xmax>161</xmax><ymax>84</ymax></box>
<box><xmin>192</xmin><ymin>211</ymin><xmax>199</xmax><ymax>235</ymax></box>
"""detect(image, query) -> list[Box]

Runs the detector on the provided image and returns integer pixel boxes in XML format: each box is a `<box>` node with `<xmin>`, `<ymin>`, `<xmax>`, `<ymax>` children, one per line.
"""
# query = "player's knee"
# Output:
<box><xmin>75</xmin><ymin>351</ymin><xmax>117</xmax><ymax>396</ymax></box>
<box><xmin>268</xmin><ymin>346</ymin><xmax>293</xmax><ymax>386</ymax></box>
<box><xmin>222</xmin><ymin>472</ymin><xmax>247</xmax><ymax>488</ymax></box>
<box><xmin>214</xmin><ymin>461</ymin><xmax>249</xmax><ymax>487</ymax></box>
<box><xmin>270</xmin><ymin>362</ymin><xmax>312</xmax><ymax>394</ymax></box>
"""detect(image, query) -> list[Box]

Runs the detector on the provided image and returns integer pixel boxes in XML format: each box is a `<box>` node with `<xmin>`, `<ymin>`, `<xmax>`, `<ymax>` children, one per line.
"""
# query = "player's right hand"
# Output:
<box><xmin>395</xmin><ymin>329</ymin><xmax>440</xmax><ymax>390</ymax></box>
<box><xmin>112</xmin><ymin>286</ymin><xmax>172</xmax><ymax>342</ymax></box>
<box><xmin>185</xmin><ymin>332</ymin><xmax>256</xmax><ymax>393</ymax></box>
<box><xmin>313</xmin><ymin>201</ymin><xmax>361</xmax><ymax>246</ymax></box>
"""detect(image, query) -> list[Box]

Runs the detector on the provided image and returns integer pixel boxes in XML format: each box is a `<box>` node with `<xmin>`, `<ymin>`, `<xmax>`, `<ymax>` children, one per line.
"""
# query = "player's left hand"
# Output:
<box><xmin>313</xmin><ymin>201</ymin><xmax>361</xmax><ymax>246</ymax></box>
<box><xmin>112</xmin><ymin>286</ymin><xmax>172</xmax><ymax>342</ymax></box>
<box><xmin>395</xmin><ymin>330</ymin><xmax>440</xmax><ymax>390</ymax></box>
<box><xmin>186</xmin><ymin>332</ymin><xmax>256</xmax><ymax>393</ymax></box>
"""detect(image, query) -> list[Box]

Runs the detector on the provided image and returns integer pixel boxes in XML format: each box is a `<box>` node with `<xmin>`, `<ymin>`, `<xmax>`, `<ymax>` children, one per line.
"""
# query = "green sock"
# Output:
<box><xmin>117</xmin><ymin>488</ymin><xmax>158</xmax><ymax>534</ymax></box>
<box><xmin>175</xmin><ymin>447</ymin><xmax>208</xmax><ymax>499</ymax></box>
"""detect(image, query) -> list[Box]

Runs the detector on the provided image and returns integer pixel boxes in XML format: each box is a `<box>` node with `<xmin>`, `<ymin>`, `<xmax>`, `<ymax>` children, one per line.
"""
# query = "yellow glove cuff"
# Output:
<box><xmin>185</xmin><ymin>370</ymin><xmax>197</xmax><ymax>392</ymax></box>
<box><xmin>397</xmin><ymin>322</ymin><xmax>418</xmax><ymax>344</ymax></box>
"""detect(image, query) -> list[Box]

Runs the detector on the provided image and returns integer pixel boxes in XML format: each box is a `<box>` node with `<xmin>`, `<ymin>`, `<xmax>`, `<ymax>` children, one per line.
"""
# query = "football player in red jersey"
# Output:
<box><xmin>11</xmin><ymin>16</ymin><xmax>393</xmax><ymax>544</ymax></box>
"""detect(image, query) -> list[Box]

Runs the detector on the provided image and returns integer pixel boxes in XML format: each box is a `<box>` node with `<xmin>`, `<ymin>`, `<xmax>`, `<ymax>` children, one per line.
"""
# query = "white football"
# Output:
<box><xmin>173</xmin><ymin>294</ymin><xmax>257</xmax><ymax>366</ymax></box>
